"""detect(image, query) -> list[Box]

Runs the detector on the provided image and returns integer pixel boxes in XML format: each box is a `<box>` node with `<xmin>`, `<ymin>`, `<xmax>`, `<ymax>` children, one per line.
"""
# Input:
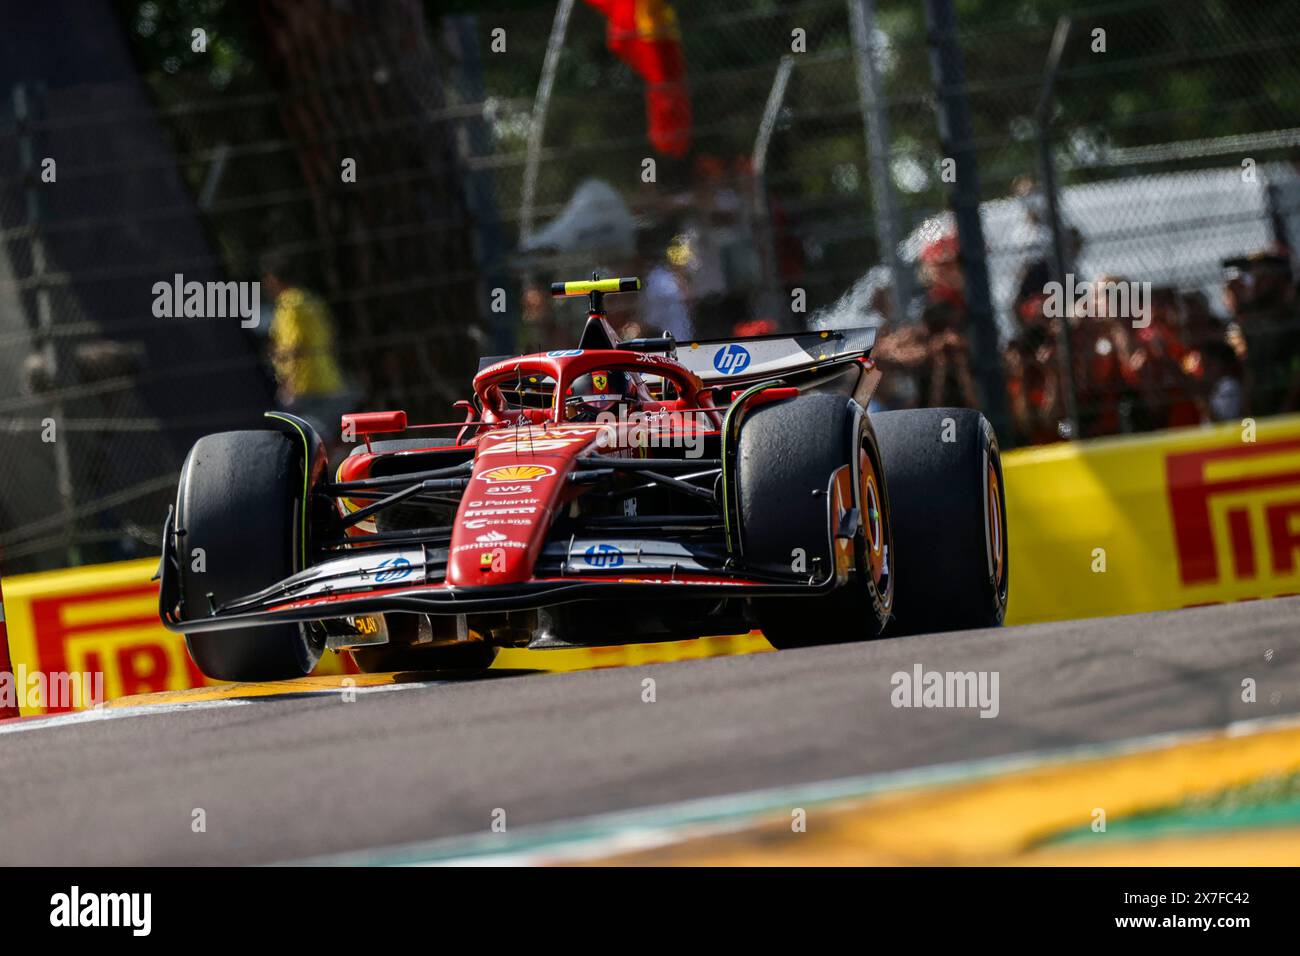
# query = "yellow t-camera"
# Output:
<box><xmin>550</xmin><ymin>277</ymin><xmax>642</xmax><ymax>297</ymax></box>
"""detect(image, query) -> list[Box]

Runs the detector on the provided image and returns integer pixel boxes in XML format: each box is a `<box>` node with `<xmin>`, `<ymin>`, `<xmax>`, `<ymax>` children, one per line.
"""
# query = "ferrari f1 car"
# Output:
<box><xmin>159</xmin><ymin>276</ymin><xmax>1009</xmax><ymax>680</ymax></box>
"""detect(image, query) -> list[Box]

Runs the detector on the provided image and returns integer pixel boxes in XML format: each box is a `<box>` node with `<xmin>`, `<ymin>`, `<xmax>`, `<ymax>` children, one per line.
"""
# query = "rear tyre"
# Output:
<box><xmin>176</xmin><ymin>430</ymin><xmax>324</xmax><ymax>681</ymax></box>
<box><xmin>737</xmin><ymin>393</ymin><xmax>894</xmax><ymax>649</ymax></box>
<box><xmin>871</xmin><ymin>407</ymin><xmax>1009</xmax><ymax>635</ymax></box>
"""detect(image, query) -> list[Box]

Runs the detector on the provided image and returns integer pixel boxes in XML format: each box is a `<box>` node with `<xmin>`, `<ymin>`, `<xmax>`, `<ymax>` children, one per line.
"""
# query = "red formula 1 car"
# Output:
<box><xmin>159</xmin><ymin>277</ymin><xmax>1008</xmax><ymax>680</ymax></box>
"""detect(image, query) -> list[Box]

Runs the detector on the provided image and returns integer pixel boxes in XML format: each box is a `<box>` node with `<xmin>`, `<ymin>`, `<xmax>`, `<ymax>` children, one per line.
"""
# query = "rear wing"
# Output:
<box><xmin>478</xmin><ymin>324</ymin><xmax>876</xmax><ymax>382</ymax></box>
<box><xmin>670</xmin><ymin>327</ymin><xmax>875</xmax><ymax>386</ymax></box>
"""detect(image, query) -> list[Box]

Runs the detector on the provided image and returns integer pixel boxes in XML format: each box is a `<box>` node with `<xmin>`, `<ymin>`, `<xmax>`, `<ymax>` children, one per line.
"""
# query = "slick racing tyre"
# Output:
<box><xmin>871</xmin><ymin>407</ymin><xmax>1009</xmax><ymax>635</ymax></box>
<box><xmin>175</xmin><ymin>430</ymin><xmax>324</xmax><ymax>681</ymax></box>
<box><xmin>737</xmin><ymin>393</ymin><xmax>894</xmax><ymax>649</ymax></box>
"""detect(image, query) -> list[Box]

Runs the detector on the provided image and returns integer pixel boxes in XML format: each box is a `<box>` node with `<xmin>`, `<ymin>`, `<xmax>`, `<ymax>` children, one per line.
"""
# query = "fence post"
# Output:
<box><xmin>848</xmin><ymin>0</ymin><xmax>911</xmax><ymax>323</ymax></box>
<box><xmin>14</xmin><ymin>82</ymin><xmax>80</xmax><ymax>566</ymax></box>
<box><xmin>1035</xmin><ymin>16</ymin><xmax>1081</xmax><ymax>439</ymax></box>
<box><xmin>923</xmin><ymin>0</ymin><xmax>1009</xmax><ymax>441</ymax></box>
<box><xmin>519</xmin><ymin>0</ymin><xmax>576</xmax><ymax>251</ymax></box>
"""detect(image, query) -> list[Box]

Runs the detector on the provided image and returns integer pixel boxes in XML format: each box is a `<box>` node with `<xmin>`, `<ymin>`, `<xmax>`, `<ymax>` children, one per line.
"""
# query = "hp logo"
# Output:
<box><xmin>375</xmin><ymin>556</ymin><xmax>413</xmax><ymax>583</ymax></box>
<box><xmin>583</xmin><ymin>544</ymin><xmax>625</xmax><ymax>568</ymax></box>
<box><xmin>713</xmin><ymin>344</ymin><xmax>751</xmax><ymax>375</ymax></box>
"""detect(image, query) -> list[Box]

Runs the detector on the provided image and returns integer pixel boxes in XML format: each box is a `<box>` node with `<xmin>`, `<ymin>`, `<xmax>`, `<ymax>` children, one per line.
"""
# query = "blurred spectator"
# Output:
<box><xmin>638</xmin><ymin>229</ymin><xmax>693</xmax><ymax>342</ymax></box>
<box><xmin>1222</xmin><ymin>251</ymin><xmax>1300</xmax><ymax>416</ymax></box>
<box><xmin>1004</xmin><ymin>273</ymin><xmax>1066</xmax><ymax>444</ymax></box>
<box><xmin>677</xmin><ymin>155</ymin><xmax>755</xmax><ymax>338</ymax></box>
<box><xmin>1127</xmin><ymin>287</ymin><xmax>1200</xmax><ymax>431</ymax></box>
<box><xmin>1071</xmin><ymin>274</ymin><xmax>1139</xmax><ymax>438</ymax></box>
<box><xmin>261</xmin><ymin>250</ymin><xmax>356</xmax><ymax>447</ymax></box>
<box><xmin>1200</xmin><ymin>341</ymin><xmax>1246</xmax><ymax>422</ymax></box>
<box><xmin>870</xmin><ymin>322</ymin><xmax>927</xmax><ymax>412</ymax></box>
<box><xmin>916</xmin><ymin>232</ymin><xmax>979</xmax><ymax>408</ymax></box>
<box><xmin>1178</xmin><ymin>291</ymin><xmax>1243</xmax><ymax>422</ymax></box>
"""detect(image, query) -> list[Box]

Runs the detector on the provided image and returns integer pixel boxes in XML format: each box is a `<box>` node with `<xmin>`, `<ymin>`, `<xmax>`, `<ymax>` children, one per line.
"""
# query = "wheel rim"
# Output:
<box><xmin>985</xmin><ymin>457</ymin><xmax>1005</xmax><ymax>591</ymax></box>
<box><xmin>859</xmin><ymin>445</ymin><xmax>892</xmax><ymax>610</ymax></box>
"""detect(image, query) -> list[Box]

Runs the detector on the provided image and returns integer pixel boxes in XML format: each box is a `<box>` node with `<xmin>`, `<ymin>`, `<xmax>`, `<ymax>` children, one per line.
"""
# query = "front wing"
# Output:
<box><xmin>157</xmin><ymin>513</ymin><xmax>840</xmax><ymax>636</ymax></box>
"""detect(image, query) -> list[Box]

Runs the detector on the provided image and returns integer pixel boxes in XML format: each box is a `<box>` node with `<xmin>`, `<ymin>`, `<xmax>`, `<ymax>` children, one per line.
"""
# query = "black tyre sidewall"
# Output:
<box><xmin>872</xmin><ymin>407</ymin><xmax>1009</xmax><ymax>635</ymax></box>
<box><xmin>177</xmin><ymin>430</ymin><xmax>322</xmax><ymax>681</ymax></box>
<box><xmin>737</xmin><ymin>393</ymin><xmax>891</xmax><ymax>647</ymax></box>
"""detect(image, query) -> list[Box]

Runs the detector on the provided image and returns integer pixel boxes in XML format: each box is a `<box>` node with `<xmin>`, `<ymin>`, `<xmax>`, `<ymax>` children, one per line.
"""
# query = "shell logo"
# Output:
<box><xmin>478</xmin><ymin>464</ymin><xmax>557</xmax><ymax>483</ymax></box>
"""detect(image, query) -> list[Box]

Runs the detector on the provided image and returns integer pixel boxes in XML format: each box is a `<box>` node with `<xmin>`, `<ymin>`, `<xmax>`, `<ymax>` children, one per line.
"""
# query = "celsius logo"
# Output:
<box><xmin>478</xmin><ymin>464</ymin><xmax>556</xmax><ymax>483</ymax></box>
<box><xmin>584</xmin><ymin>543</ymin><xmax>625</xmax><ymax>568</ymax></box>
<box><xmin>713</xmin><ymin>343</ymin><xmax>751</xmax><ymax>375</ymax></box>
<box><xmin>375</xmin><ymin>556</ymin><xmax>413</xmax><ymax>583</ymax></box>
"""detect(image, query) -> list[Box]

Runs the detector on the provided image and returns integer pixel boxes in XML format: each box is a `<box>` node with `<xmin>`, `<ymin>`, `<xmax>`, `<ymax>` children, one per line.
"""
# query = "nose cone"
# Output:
<box><xmin>445</xmin><ymin>427</ymin><xmax>601</xmax><ymax>586</ymax></box>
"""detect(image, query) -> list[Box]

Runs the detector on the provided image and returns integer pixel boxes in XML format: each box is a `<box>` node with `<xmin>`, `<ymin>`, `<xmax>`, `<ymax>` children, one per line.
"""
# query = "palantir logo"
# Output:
<box><xmin>713</xmin><ymin>343</ymin><xmax>751</xmax><ymax>375</ymax></box>
<box><xmin>584</xmin><ymin>544</ymin><xmax>625</xmax><ymax>568</ymax></box>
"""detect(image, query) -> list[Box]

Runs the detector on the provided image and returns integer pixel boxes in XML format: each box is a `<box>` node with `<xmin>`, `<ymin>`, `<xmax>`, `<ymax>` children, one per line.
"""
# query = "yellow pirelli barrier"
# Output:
<box><xmin>0</xmin><ymin>559</ymin><xmax>355</xmax><ymax>716</ymax></box>
<box><xmin>4</xmin><ymin>413</ymin><xmax>1298</xmax><ymax>713</ymax></box>
<box><xmin>1003</xmin><ymin>413</ymin><xmax>1300</xmax><ymax>624</ymax></box>
<box><xmin>0</xmin><ymin>558</ymin><xmax>770</xmax><ymax>716</ymax></box>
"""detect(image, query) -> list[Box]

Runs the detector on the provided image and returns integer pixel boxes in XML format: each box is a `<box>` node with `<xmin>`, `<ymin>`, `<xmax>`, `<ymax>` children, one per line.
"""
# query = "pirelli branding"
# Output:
<box><xmin>1167</xmin><ymin>436</ymin><xmax>1300</xmax><ymax>588</ymax></box>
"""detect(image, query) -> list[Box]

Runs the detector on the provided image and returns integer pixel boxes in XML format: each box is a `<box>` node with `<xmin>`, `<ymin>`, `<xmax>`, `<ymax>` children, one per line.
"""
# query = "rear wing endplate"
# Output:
<box><xmin>672</xmin><ymin>327</ymin><xmax>875</xmax><ymax>385</ymax></box>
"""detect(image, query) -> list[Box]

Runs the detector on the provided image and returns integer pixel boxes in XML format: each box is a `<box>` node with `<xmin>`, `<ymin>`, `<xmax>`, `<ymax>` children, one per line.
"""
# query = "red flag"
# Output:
<box><xmin>582</xmin><ymin>0</ymin><xmax>691</xmax><ymax>157</ymax></box>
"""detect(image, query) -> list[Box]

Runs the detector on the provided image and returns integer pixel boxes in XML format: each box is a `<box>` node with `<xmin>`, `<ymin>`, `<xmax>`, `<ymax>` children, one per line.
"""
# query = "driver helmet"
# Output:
<box><xmin>564</xmin><ymin>369</ymin><xmax>634</xmax><ymax>422</ymax></box>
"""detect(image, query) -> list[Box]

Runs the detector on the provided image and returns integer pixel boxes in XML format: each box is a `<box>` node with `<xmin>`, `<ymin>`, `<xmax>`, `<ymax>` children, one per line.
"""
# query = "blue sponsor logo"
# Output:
<box><xmin>547</xmin><ymin>349</ymin><xmax>584</xmax><ymax>357</ymax></box>
<box><xmin>583</xmin><ymin>544</ymin><xmax>625</xmax><ymax>568</ymax></box>
<box><xmin>713</xmin><ymin>343</ymin><xmax>751</xmax><ymax>375</ymax></box>
<box><xmin>375</xmin><ymin>556</ymin><xmax>413</xmax><ymax>583</ymax></box>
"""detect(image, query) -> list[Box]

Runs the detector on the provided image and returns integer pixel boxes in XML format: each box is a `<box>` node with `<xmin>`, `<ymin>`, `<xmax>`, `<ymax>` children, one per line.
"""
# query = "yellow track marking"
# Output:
<box><xmin>573</xmin><ymin>723</ymin><xmax>1300</xmax><ymax>866</ymax></box>
<box><xmin>105</xmin><ymin>672</ymin><xmax>413</xmax><ymax>706</ymax></box>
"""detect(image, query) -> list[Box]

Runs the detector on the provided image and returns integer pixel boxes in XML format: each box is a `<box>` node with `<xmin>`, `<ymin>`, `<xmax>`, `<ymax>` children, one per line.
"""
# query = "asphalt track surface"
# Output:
<box><xmin>2</xmin><ymin>597</ymin><xmax>1298</xmax><ymax>865</ymax></box>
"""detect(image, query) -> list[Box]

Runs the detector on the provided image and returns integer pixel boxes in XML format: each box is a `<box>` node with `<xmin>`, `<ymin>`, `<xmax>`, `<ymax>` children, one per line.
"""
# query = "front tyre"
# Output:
<box><xmin>175</xmin><ymin>430</ymin><xmax>324</xmax><ymax>681</ymax></box>
<box><xmin>871</xmin><ymin>407</ymin><xmax>1009</xmax><ymax>635</ymax></box>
